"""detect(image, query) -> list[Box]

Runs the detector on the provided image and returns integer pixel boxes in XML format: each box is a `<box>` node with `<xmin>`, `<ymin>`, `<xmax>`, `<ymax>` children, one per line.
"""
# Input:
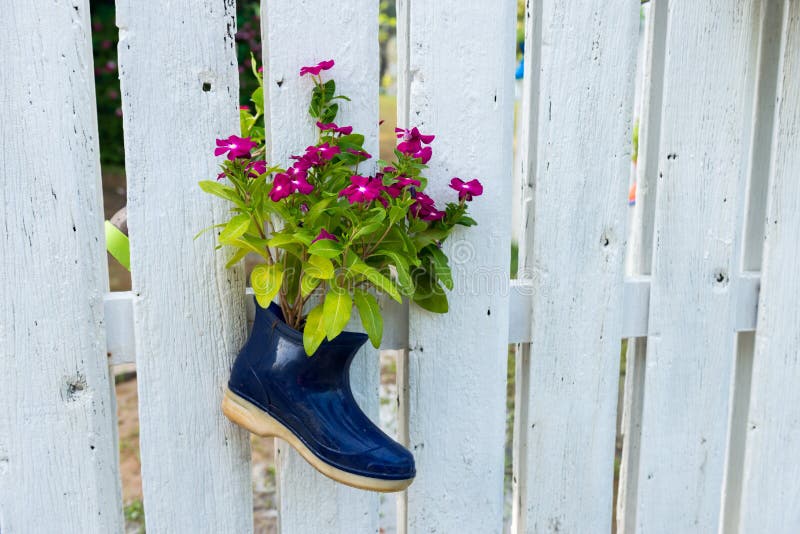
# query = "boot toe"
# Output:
<box><xmin>363</xmin><ymin>443</ymin><xmax>416</xmax><ymax>480</ymax></box>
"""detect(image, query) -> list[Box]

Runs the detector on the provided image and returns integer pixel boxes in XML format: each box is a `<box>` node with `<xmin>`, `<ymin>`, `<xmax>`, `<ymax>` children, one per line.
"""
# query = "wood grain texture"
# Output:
<box><xmin>0</xmin><ymin>2</ymin><xmax>123</xmax><ymax>532</ymax></box>
<box><xmin>116</xmin><ymin>1</ymin><xmax>252</xmax><ymax>532</ymax></box>
<box><xmin>260</xmin><ymin>2</ymin><xmax>382</xmax><ymax>532</ymax></box>
<box><xmin>634</xmin><ymin>2</ymin><xmax>761</xmax><ymax>532</ymax></box>
<box><xmin>399</xmin><ymin>2</ymin><xmax>516</xmax><ymax>532</ymax></box>
<box><xmin>739</xmin><ymin>2</ymin><xmax>800</xmax><ymax>531</ymax></box>
<box><xmin>513</xmin><ymin>0</ymin><xmax>639</xmax><ymax>531</ymax></box>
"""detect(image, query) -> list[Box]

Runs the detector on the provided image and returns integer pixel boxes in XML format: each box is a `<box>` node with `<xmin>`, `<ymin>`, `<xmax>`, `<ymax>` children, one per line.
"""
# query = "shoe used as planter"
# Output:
<box><xmin>222</xmin><ymin>300</ymin><xmax>415</xmax><ymax>492</ymax></box>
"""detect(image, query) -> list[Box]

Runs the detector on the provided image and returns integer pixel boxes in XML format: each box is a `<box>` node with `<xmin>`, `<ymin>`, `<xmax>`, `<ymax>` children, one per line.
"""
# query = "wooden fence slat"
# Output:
<box><xmin>739</xmin><ymin>2</ymin><xmax>800</xmax><ymax>530</ymax></box>
<box><xmin>260</xmin><ymin>2</ymin><xmax>381</xmax><ymax>532</ymax></box>
<box><xmin>116</xmin><ymin>1</ymin><xmax>252</xmax><ymax>531</ymax></box>
<box><xmin>634</xmin><ymin>2</ymin><xmax>760</xmax><ymax>532</ymax></box>
<box><xmin>398</xmin><ymin>3</ymin><xmax>516</xmax><ymax>532</ymax></box>
<box><xmin>514</xmin><ymin>0</ymin><xmax>639</xmax><ymax>531</ymax></box>
<box><xmin>0</xmin><ymin>2</ymin><xmax>123</xmax><ymax>532</ymax></box>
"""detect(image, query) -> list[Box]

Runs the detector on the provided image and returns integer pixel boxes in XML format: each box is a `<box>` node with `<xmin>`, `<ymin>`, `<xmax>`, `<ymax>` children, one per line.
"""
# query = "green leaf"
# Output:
<box><xmin>389</xmin><ymin>206</ymin><xmax>406</xmax><ymax>224</ymax></box>
<box><xmin>300</xmin><ymin>276</ymin><xmax>320</xmax><ymax>298</ymax></box>
<box><xmin>219</xmin><ymin>213</ymin><xmax>251</xmax><ymax>242</ymax></box>
<box><xmin>412</xmin><ymin>272</ymin><xmax>449</xmax><ymax>313</ymax></box>
<box><xmin>240</xmin><ymin>110</ymin><xmax>256</xmax><ymax>137</ymax></box>
<box><xmin>104</xmin><ymin>221</ymin><xmax>130</xmax><ymax>271</ymax></box>
<box><xmin>283</xmin><ymin>254</ymin><xmax>302</xmax><ymax>305</ymax></box>
<box><xmin>308</xmin><ymin>238</ymin><xmax>343</xmax><ymax>259</ymax></box>
<box><xmin>413</xmin><ymin>289</ymin><xmax>449</xmax><ymax>313</ymax></box>
<box><xmin>323</xmin><ymin>289</ymin><xmax>352</xmax><ymax>340</ymax></box>
<box><xmin>349</xmin><ymin>261</ymin><xmax>401</xmax><ymax>303</ymax></box>
<box><xmin>303</xmin><ymin>303</ymin><xmax>327</xmax><ymax>356</ymax></box>
<box><xmin>320</xmin><ymin>103</ymin><xmax>338</xmax><ymax>123</ymax></box>
<box><xmin>303</xmin><ymin>196</ymin><xmax>334</xmax><ymax>226</ymax></box>
<box><xmin>373</xmin><ymin>248</ymin><xmax>414</xmax><ymax>294</ymax></box>
<box><xmin>323</xmin><ymin>79</ymin><xmax>336</xmax><ymax>100</ymax></box>
<box><xmin>427</xmin><ymin>246</ymin><xmax>454</xmax><ymax>290</ymax></box>
<box><xmin>251</xmin><ymin>86</ymin><xmax>264</xmax><ymax>115</ymax></box>
<box><xmin>337</xmin><ymin>133</ymin><xmax>365</xmax><ymax>150</ymax></box>
<box><xmin>193</xmin><ymin>222</ymin><xmax>226</xmax><ymax>240</ymax></box>
<box><xmin>352</xmin><ymin>221</ymin><xmax>384</xmax><ymax>240</ymax></box>
<box><xmin>199</xmin><ymin>180</ymin><xmax>245</xmax><ymax>208</ymax></box>
<box><xmin>251</xmin><ymin>263</ymin><xmax>283</xmax><ymax>308</ymax></box>
<box><xmin>267</xmin><ymin>233</ymin><xmax>299</xmax><ymax>247</ymax></box>
<box><xmin>221</xmin><ymin>236</ymin><xmax>269</xmax><ymax>259</ymax></box>
<box><xmin>354</xmin><ymin>289</ymin><xmax>382</xmax><ymax>349</ymax></box>
<box><xmin>225</xmin><ymin>247</ymin><xmax>249</xmax><ymax>269</ymax></box>
<box><xmin>305</xmin><ymin>255</ymin><xmax>335</xmax><ymax>280</ymax></box>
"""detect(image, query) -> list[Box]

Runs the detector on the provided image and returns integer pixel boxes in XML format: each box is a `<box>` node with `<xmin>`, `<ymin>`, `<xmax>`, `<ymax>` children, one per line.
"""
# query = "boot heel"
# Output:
<box><xmin>222</xmin><ymin>388</ymin><xmax>283</xmax><ymax>438</ymax></box>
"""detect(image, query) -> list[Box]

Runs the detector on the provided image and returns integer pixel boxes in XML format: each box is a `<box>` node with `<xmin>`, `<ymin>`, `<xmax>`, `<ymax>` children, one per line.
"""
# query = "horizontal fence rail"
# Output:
<box><xmin>104</xmin><ymin>275</ymin><xmax>762</xmax><ymax>365</ymax></box>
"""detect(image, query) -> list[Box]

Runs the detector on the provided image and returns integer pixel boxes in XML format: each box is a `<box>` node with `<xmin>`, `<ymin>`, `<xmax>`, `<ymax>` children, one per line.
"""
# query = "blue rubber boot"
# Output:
<box><xmin>223</xmin><ymin>300</ymin><xmax>415</xmax><ymax>492</ymax></box>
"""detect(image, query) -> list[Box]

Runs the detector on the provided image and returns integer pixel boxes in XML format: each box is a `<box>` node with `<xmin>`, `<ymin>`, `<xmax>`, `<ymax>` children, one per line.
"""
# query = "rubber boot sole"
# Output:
<box><xmin>222</xmin><ymin>388</ymin><xmax>414</xmax><ymax>493</ymax></box>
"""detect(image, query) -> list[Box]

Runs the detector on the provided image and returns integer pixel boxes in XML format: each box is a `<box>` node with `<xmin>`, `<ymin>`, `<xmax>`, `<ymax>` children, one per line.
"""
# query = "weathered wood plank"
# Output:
<box><xmin>260</xmin><ymin>2</ymin><xmax>381</xmax><ymax>532</ymax></box>
<box><xmin>398</xmin><ymin>2</ymin><xmax>516</xmax><ymax>532</ymax></box>
<box><xmin>739</xmin><ymin>2</ymin><xmax>800</xmax><ymax>530</ymax></box>
<box><xmin>634</xmin><ymin>2</ymin><xmax>761</xmax><ymax>532</ymax></box>
<box><xmin>116</xmin><ymin>1</ymin><xmax>252</xmax><ymax>531</ymax></box>
<box><xmin>0</xmin><ymin>2</ymin><xmax>123</xmax><ymax>531</ymax></box>
<box><xmin>513</xmin><ymin>0</ymin><xmax>639</xmax><ymax>531</ymax></box>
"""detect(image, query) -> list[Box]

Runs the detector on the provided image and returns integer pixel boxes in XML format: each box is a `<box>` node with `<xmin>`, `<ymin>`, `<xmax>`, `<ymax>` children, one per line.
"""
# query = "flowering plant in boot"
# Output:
<box><xmin>200</xmin><ymin>59</ymin><xmax>482</xmax><ymax>355</ymax></box>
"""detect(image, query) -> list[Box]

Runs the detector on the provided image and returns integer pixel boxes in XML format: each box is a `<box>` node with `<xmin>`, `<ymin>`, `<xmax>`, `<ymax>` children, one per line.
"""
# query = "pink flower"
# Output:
<box><xmin>258</xmin><ymin>66</ymin><xmax>264</xmax><ymax>73</ymax></box>
<box><xmin>240</xmin><ymin>105</ymin><xmax>250</xmax><ymax>111</ymax></box>
<box><xmin>292</xmin><ymin>143</ymin><xmax>340</xmax><ymax>169</ymax></box>
<box><xmin>300</xmin><ymin>59</ymin><xmax>335</xmax><ymax>77</ymax></box>
<box><xmin>413</xmin><ymin>146</ymin><xmax>432</xmax><ymax>164</ymax></box>
<box><xmin>410</xmin><ymin>192</ymin><xmax>445</xmax><ymax>221</ymax></box>
<box><xmin>270</xmin><ymin>173</ymin><xmax>293</xmax><ymax>201</ymax></box>
<box><xmin>247</xmin><ymin>160</ymin><xmax>267</xmax><ymax>178</ymax></box>
<box><xmin>386</xmin><ymin>176</ymin><xmax>421</xmax><ymax>198</ymax></box>
<box><xmin>339</xmin><ymin>175</ymin><xmax>383</xmax><ymax>204</ymax></box>
<box><xmin>316</xmin><ymin>121</ymin><xmax>353</xmax><ymax>135</ymax></box>
<box><xmin>449</xmin><ymin>177</ymin><xmax>483</xmax><ymax>201</ymax></box>
<box><xmin>287</xmin><ymin>166</ymin><xmax>314</xmax><ymax>194</ymax></box>
<box><xmin>382</xmin><ymin>166</ymin><xmax>397</xmax><ymax>173</ymax></box>
<box><xmin>215</xmin><ymin>135</ymin><xmax>257</xmax><ymax>160</ymax></box>
<box><xmin>312</xmin><ymin>228</ymin><xmax>338</xmax><ymax>244</ymax></box>
<box><xmin>317</xmin><ymin>142</ymin><xmax>341</xmax><ymax>161</ymax></box>
<box><xmin>396</xmin><ymin>127</ymin><xmax>435</xmax><ymax>152</ymax></box>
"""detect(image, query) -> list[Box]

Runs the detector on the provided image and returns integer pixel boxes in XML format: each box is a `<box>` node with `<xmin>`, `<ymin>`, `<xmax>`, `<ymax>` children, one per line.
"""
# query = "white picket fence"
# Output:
<box><xmin>2</xmin><ymin>0</ymin><xmax>800</xmax><ymax>532</ymax></box>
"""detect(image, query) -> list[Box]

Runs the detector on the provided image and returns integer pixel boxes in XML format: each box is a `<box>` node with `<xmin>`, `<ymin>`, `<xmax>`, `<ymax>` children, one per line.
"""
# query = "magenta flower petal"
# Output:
<box><xmin>449</xmin><ymin>177</ymin><xmax>483</xmax><ymax>201</ymax></box>
<box><xmin>339</xmin><ymin>175</ymin><xmax>383</xmax><ymax>204</ymax></box>
<box><xmin>269</xmin><ymin>173</ymin><xmax>292</xmax><ymax>201</ymax></box>
<box><xmin>415</xmin><ymin>146</ymin><xmax>432</xmax><ymax>164</ymax></box>
<box><xmin>299</xmin><ymin>59</ymin><xmax>335</xmax><ymax>76</ymax></box>
<box><xmin>312</xmin><ymin>228</ymin><xmax>339</xmax><ymax>244</ymax></box>
<box><xmin>317</xmin><ymin>143</ymin><xmax>341</xmax><ymax>161</ymax></box>
<box><xmin>409</xmin><ymin>191</ymin><xmax>444</xmax><ymax>220</ymax></box>
<box><xmin>291</xmin><ymin>175</ymin><xmax>314</xmax><ymax>195</ymax></box>
<box><xmin>316</xmin><ymin>121</ymin><xmax>352</xmax><ymax>135</ymax></box>
<box><xmin>215</xmin><ymin>135</ymin><xmax>257</xmax><ymax>160</ymax></box>
<box><xmin>246</xmin><ymin>160</ymin><xmax>267</xmax><ymax>178</ymax></box>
